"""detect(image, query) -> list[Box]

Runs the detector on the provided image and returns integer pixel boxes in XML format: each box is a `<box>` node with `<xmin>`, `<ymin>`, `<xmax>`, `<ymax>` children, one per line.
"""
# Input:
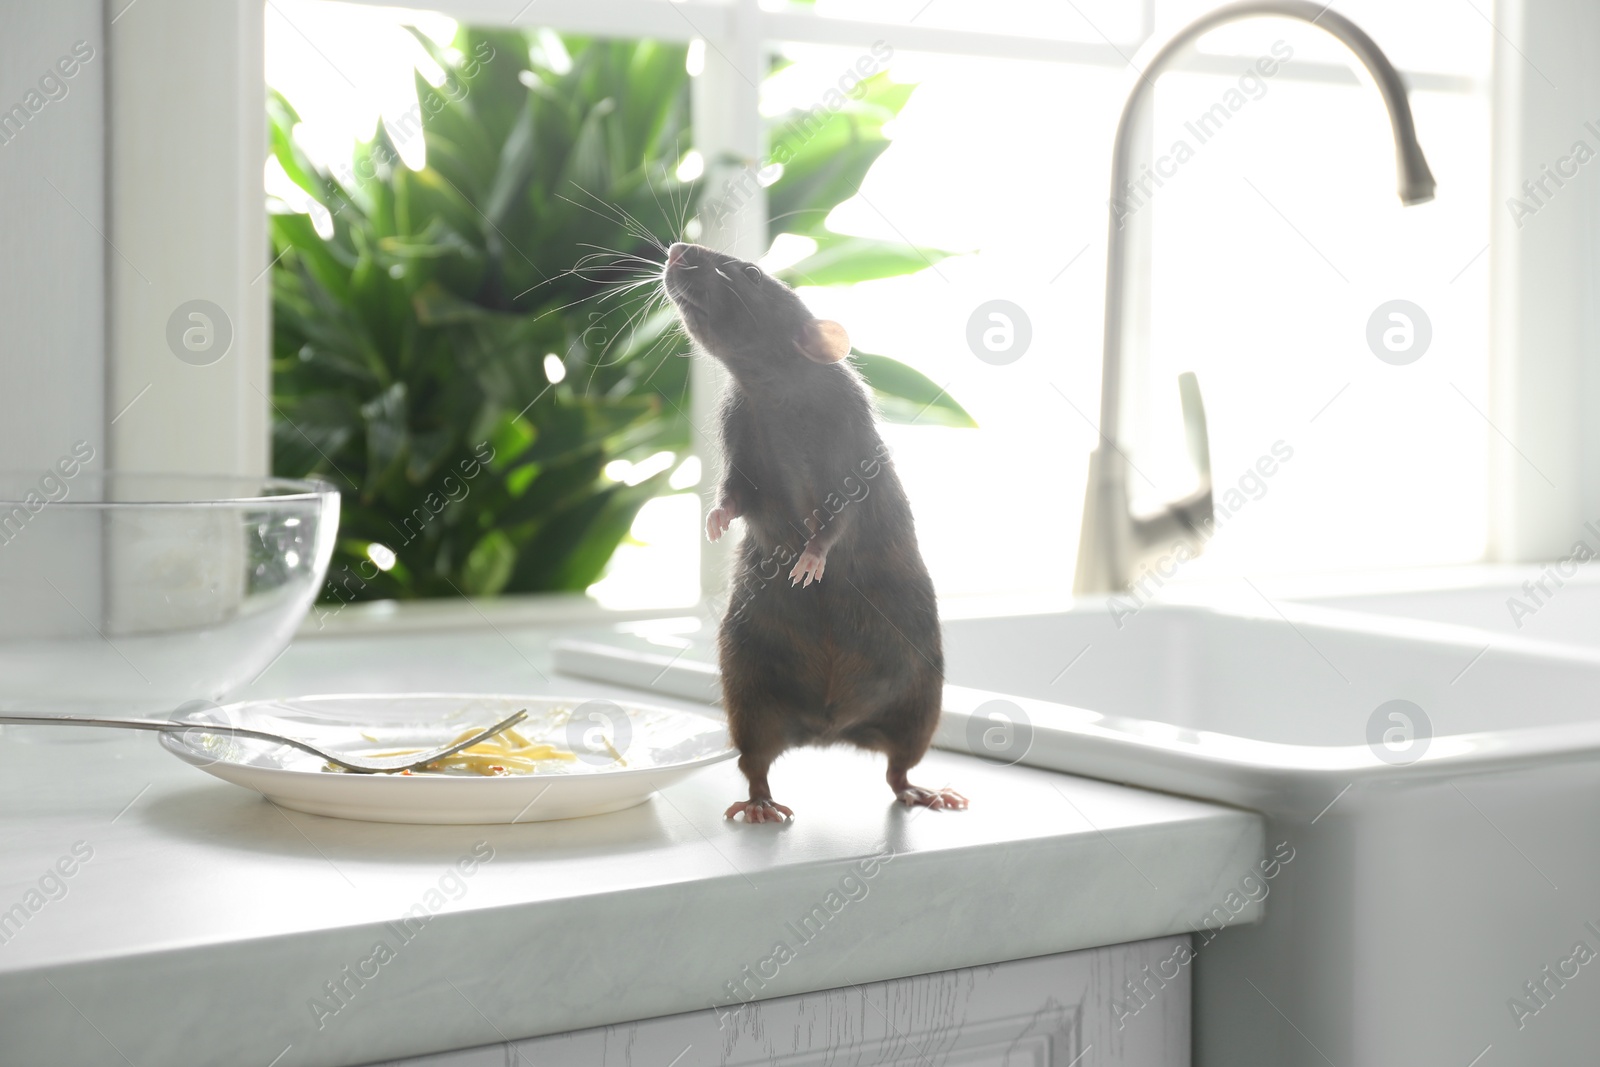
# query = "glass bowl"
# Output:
<box><xmin>0</xmin><ymin>474</ymin><xmax>339</xmax><ymax>716</ymax></box>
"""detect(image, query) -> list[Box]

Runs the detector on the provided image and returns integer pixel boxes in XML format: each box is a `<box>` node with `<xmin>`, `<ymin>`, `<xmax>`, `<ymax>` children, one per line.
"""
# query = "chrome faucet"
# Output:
<box><xmin>1072</xmin><ymin>0</ymin><xmax>1436</xmax><ymax>596</ymax></box>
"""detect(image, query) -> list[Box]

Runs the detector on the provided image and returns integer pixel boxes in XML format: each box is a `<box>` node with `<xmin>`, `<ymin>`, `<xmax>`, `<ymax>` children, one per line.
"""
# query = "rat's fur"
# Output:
<box><xmin>662</xmin><ymin>243</ymin><xmax>961</xmax><ymax>821</ymax></box>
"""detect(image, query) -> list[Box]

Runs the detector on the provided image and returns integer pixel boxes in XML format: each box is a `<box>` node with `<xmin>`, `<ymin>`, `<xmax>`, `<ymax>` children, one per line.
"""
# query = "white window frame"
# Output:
<box><xmin>106</xmin><ymin>0</ymin><xmax>1588</xmax><ymax>627</ymax></box>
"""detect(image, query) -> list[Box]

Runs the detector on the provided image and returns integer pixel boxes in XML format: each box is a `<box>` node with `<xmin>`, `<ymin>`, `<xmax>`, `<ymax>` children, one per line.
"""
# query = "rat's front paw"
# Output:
<box><xmin>706</xmin><ymin>506</ymin><xmax>737</xmax><ymax>543</ymax></box>
<box><xmin>897</xmin><ymin>786</ymin><xmax>968</xmax><ymax>811</ymax></box>
<box><xmin>789</xmin><ymin>547</ymin><xmax>826</xmax><ymax>587</ymax></box>
<box><xmin>725</xmin><ymin>798</ymin><xmax>794</xmax><ymax>823</ymax></box>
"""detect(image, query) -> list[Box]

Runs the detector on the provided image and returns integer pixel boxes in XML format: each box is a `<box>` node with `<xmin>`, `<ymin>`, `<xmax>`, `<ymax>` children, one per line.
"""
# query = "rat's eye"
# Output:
<box><xmin>743</xmin><ymin>265</ymin><xmax>763</xmax><ymax>282</ymax></box>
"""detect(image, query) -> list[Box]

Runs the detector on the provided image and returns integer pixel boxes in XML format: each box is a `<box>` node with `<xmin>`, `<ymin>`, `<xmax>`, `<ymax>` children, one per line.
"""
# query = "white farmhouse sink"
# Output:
<box><xmin>945</xmin><ymin>601</ymin><xmax>1600</xmax><ymax>762</ymax></box>
<box><xmin>940</xmin><ymin>601</ymin><xmax>1600</xmax><ymax>1067</ymax></box>
<box><xmin>554</xmin><ymin>590</ymin><xmax>1600</xmax><ymax>1066</ymax></box>
<box><xmin>1286</xmin><ymin>563</ymin><xmax>1600</xmax><ymax>650</ymax></box>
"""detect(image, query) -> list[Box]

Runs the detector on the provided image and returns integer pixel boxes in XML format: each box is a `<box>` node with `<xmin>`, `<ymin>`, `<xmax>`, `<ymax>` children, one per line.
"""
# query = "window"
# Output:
<box><xmin>266</xmin><ymin>0</ymin><xmax>1490</xmax><ymax>608</ymax></box>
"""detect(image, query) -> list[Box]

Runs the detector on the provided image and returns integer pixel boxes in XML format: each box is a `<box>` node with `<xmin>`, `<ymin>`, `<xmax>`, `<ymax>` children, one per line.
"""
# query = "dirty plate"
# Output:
<box><xmin>159</xmin><ymin>694</ymin><xmax>734</xmax><ymax>824</ymax></box>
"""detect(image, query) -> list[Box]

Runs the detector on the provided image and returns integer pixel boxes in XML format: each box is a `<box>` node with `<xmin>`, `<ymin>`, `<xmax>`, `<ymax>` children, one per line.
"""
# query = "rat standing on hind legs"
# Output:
<box><xmin>661</xmin><ymin>240</ymin><xmax>966</xmax><ymax>823</ymax></box>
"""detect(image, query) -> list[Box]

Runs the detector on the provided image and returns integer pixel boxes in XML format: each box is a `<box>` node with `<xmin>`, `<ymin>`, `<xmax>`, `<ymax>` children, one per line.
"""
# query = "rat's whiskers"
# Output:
<box><xmin>557</xmin><ymin>191</ymin><xmax>664</xmax><ymax>255</ymax></box>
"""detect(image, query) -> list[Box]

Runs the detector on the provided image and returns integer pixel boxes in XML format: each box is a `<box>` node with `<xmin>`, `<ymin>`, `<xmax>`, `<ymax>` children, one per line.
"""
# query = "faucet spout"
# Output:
<box><xmin>1074</xmin><ymin>1</ymin><xmax>1435</xmax><ymax>597</ymax></box>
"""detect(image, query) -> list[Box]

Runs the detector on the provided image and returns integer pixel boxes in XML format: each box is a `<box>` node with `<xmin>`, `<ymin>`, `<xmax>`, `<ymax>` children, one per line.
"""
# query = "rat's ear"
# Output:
<box><xmin>795</xmin><ymin>319</ymin><xmax>851</xmax><ymax>365</ymax></box>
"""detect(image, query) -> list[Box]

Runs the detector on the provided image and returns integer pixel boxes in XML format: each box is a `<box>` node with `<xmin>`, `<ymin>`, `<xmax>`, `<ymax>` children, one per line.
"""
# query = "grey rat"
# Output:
<box><xmin>661</xmin><ymin>241</ymin><xmax>965</xmax><ymax>822</ymax></box>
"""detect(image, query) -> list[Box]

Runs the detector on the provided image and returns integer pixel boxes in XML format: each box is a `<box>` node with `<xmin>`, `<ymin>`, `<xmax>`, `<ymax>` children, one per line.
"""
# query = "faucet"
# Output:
<box><xmin>1072</xmin><ymin>0</ymin><xmax>1436</xmax><ymax>596</ymax></box>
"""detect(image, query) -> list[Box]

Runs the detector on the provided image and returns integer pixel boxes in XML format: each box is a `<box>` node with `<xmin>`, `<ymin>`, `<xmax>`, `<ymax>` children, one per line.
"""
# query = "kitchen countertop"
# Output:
<box><xmin>0</xmin><ymin>623</ymin><xmax>1266</xmax><ymax>1067</ymax></box>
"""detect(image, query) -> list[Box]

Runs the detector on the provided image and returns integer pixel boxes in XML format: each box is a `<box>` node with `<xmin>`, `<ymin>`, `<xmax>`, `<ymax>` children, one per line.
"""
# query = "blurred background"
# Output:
<box><xmin>9</xmin><ymin>0</ymin><xmax>1570</xmax><ymax>617</ymax></box>
<box><xmin>265</xmin><ymin>0</ymin><xmax>1493</xmax><ymax>609</ymax></box>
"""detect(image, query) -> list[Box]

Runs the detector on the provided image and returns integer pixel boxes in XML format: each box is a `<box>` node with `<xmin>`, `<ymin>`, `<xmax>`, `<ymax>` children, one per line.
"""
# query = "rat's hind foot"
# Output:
<box><xmin>725</xmin><ymin>798</ymin><xmax>794</xmax><ymax>823</ymax></box>
<box><xmin>707</xmin><ymin>506</ymin><xmax>738</xmax><ymax>543</ymax></box>
<box><xmin>889</xmin><ymin>765</ymin><xmax>967</xmax><ymax>811</ymax></box>
<box><xmin>896</xmin><ymin>786</ymin><xmax>968</xmax><ymax>811</ymax></box>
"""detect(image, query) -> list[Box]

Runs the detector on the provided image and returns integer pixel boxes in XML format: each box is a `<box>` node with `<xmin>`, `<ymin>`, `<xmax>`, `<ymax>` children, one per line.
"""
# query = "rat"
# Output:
<box><xmin>661</xmin><ymin>240</ymin><xmax>966</xmax><ymax>823</ymax></box>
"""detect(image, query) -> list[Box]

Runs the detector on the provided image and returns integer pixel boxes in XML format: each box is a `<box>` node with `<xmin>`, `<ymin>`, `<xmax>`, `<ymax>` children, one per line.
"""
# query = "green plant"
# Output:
<box><xmin>268</xmin><ymin>27</ymin><xmax>971</xmax><ymax>602</ymax></box>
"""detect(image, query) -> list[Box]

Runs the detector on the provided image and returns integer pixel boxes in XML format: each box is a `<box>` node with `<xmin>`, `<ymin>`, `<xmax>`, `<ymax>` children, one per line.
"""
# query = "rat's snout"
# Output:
<box><xmin>662</xmin><ymin>241</ymin><xmax>704</xmax><ymax>318</ymax></box>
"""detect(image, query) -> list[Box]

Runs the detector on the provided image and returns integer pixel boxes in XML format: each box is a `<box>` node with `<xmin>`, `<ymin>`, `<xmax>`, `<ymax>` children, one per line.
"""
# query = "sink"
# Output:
<box><xmin>554</xmin><ymin>592</ymin><xmax>1600</xmax><ymax>1065</ymax></box>
<box><xmin>1282</xmin><ymin>563</ymin><xmax>1600</xmax><ymax>651</ymax></box>
<box><xmin>938</xmin><ymin>600</ymin><xmax>1600</xmax><ymax>1065</ymax></box>
<box><xmin>945</xmin><ymin>601</ymin><xmax>1600</xmax><ymax>753</ymax></box>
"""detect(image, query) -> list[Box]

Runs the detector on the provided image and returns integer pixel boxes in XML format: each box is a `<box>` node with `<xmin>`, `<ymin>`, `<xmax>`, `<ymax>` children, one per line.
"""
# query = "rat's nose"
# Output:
<box><xmin>666</xmin><ymin>242</ymin><xmax>690</xmax><ymax>267</ymax></box>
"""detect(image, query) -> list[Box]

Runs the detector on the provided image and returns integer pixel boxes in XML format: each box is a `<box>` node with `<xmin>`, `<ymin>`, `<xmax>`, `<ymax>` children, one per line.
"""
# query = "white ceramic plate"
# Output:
<box><xmin>159</xmin><ymin>693</ymin><xmax>734</xmax><ymax>824</ymax></box>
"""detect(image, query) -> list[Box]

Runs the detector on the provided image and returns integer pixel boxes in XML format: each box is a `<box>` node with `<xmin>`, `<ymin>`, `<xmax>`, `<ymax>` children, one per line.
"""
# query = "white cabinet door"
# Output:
<box><xmin>376</xmin><ymin>936</ymin><xmax>1189</xmax><ymax>1067</ymax></box>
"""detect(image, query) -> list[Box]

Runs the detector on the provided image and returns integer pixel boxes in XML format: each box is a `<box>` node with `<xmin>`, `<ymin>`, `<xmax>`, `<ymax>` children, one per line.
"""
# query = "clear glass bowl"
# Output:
<box><xmin>0</xmin><ymin>474</ymin><xmax>339</xmax><ymax>715</ymax></box>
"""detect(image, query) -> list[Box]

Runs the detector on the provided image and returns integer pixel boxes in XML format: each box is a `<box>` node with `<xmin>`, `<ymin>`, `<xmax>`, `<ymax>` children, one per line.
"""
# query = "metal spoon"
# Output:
<box><xmin>0</xmin><ymin>708</ymin><xmax>530</xmax><ymax>773</ymax></box>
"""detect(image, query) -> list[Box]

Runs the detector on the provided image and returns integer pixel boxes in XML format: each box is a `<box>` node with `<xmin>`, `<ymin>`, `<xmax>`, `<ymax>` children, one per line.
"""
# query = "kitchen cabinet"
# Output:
<box><xmin>379</xmin><ymin>937</ymin><xmax>1190</xmax><ymax>1067</ymax></box>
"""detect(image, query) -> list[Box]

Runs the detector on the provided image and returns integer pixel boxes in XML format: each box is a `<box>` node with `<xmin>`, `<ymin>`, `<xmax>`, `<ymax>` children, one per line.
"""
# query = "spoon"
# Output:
<box><xmin>0</xmin><ymin>709</ymin><xmax>530</xmax><ymax>773</ymax></box>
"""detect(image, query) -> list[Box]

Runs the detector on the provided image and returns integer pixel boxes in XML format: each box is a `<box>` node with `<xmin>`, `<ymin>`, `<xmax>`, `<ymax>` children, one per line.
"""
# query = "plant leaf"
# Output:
<box><xmin>779</xmin><ymin>234</ymin><xmax>954</xmax><ymax>287</ymax></box>
<box><xmin>852</xmin><ymin>351</ymin><xmax>977</xmax><ymax>428</ymax></box>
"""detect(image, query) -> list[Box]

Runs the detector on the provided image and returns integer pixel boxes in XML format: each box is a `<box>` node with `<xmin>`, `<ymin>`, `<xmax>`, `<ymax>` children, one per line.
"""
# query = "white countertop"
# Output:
<box><xmin>0</xmin><ymin>623</ymin><xmax>1265</xmax><ymax>1067</ymax></box>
